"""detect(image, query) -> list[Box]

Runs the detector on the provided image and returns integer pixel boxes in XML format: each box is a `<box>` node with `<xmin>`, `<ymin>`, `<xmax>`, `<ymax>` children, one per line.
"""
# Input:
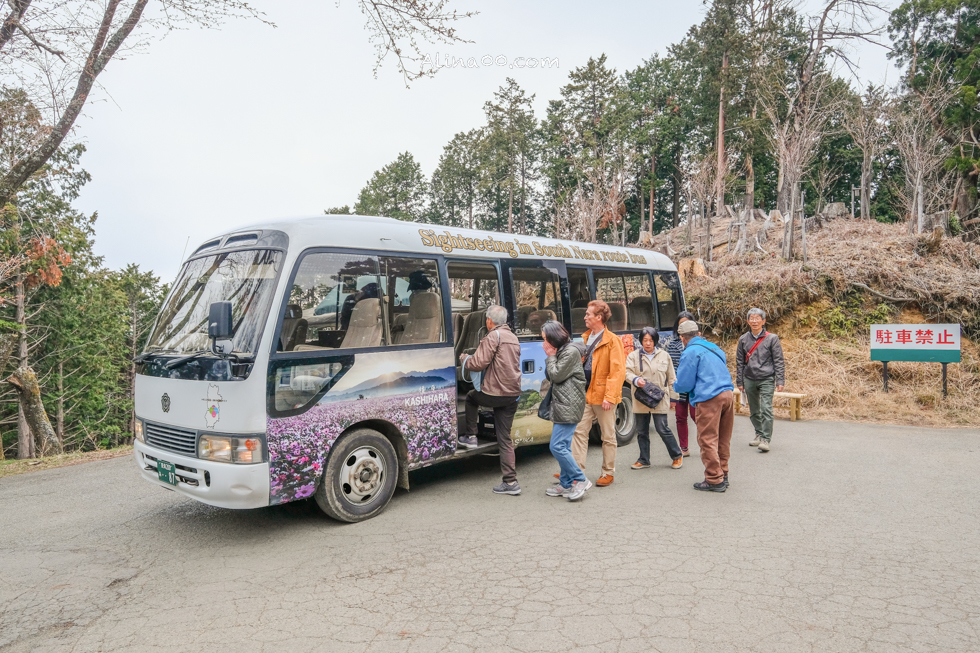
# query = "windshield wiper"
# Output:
<box><xmin>135</xmin><ymin>349</ymin><xmax>178</xmax><ymax>363</ymax></box>
<box><xmin>163</xmin><ymin>350</ymin><xmax>208</xmax><ymax>370</ymax></box>
<box><xmin>164</xmin><ymin>350</ymin><xmax>254</xmax><ymax>370</ymax></box>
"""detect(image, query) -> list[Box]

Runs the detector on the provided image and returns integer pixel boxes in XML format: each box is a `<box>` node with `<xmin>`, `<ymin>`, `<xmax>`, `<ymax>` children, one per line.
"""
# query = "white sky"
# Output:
<box><xmin>73</xmin><ymin>0</ymin><xmax>901</xmax><ymax>283</ymax></box>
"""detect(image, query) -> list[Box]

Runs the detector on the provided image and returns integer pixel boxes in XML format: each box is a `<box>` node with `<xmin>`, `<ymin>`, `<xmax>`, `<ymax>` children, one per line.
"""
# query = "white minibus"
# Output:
<box><xmin>133</xmin><ymin>216</ymin><xmax>685</xmax><ymax>521</ymax></box>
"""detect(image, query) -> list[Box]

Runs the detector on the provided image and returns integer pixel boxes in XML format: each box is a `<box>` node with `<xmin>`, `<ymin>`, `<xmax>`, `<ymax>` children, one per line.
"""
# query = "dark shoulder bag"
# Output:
<box><xmin>633</xmin><ymin>353</ymin><xmax>666</xmax><ymax>409</ymax></box>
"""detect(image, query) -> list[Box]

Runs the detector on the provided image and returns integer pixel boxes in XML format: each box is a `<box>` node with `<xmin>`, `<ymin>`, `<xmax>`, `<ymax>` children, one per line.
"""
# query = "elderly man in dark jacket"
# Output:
<box><xmin>736</xmin><ymin>307</ymin><xmax>786</xmax><ymax>453</ymax></box>
<box><xmin>459</xmin><ymin>304</ymin><xmax>523</xmax><ymax>494</ymax></box>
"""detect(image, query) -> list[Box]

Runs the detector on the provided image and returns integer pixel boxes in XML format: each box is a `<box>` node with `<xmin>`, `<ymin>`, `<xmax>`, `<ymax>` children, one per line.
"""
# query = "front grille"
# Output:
<box><xmin>145</xmin><ymin>422</ymin><xmax>197</xmax><ymax>457</ymax></box>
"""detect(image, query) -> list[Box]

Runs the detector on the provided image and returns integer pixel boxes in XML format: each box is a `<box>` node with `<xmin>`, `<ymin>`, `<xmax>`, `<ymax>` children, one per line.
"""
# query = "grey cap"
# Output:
<box><xmin>677</xmin><ymin>320</ymin><xmax>699</xmax><ymax>335</ymax></box>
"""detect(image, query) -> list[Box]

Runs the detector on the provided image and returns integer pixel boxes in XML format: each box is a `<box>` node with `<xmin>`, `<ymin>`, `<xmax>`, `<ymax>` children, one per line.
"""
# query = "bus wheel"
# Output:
<box><xmin>315</xmin><ymin>429</ymin><xmax>398</xmax><ymax>523</ymax></box>
<box><xmin>587</xmin><ymin>391</ymin><xmax>638</xmax><ymax>447</ymax></box>
<box><xmin>614</xmin><ymin>391</ymin><xmax>637</xmax><ymax>447</ymax></box>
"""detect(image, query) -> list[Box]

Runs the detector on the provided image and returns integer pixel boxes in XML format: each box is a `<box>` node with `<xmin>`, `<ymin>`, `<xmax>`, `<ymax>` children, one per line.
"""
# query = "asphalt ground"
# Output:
<box><xmin>1</xmin><ymin>414</ymin><xmax>979</xmax><ymax>652</ymax></box>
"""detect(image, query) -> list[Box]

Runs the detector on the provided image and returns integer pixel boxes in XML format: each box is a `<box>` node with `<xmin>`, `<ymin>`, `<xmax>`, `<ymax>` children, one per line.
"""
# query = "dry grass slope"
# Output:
<box><xmin>666</xmin><ymin>219</ymin><xmax>980</xmax><ymax>428</ymax></box>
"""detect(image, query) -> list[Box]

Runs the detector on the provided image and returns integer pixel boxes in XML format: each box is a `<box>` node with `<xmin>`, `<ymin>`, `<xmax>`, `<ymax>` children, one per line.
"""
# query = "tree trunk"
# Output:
<box><xmin>58</xmin><ymin>361</ymin><xmax>65</xmax><ymax>446</ymax></box>
<box><xmin>715</xmin><ymin>50</ymin><xmax>728</xmax><ymax>216</ymax></box>
<box><xmin>783</xmin><ymin>184</ymin><xmax>797</xmax><ymax>260</ymax></box>
<box><xmin>9</xmin><ymin>366</ymin><xmax>61</xmax><ymax>456</ymax></box>
<box><xmin>956</xmin><ymin>172</ymin><xmax>978</xmax><ymax>238</ymax></box>
<box><xmin>15</xmin><ymin>272</ymin><xmax>33</xmax><ymax>459</ymax></box>
<box><xmin>638</xmin><ymin>172</ymin><xmax>645</xmax><ymax>235</ymax></box>
<box><xmin>672</xmin><ymin>151</ymin><xmax>681</xmax><ymax>228</ymax></box>
<box><xmin>519</xmin><ymin>163</ymin><xmax>527</xmax><ymax>235</ymax></box>
<box><xmin>745</xmin><ymin>103</ymin><xmax>757</xmax><ymax>211</ymax></box>
<box><xmin>916</xmin><ymin>175</ymin><xmax>926</xmax><ymax>234</ymax></box>
<box><xmin>507</xmin><ymin>184</ymin><xmax>513</xmax><ymax>233</ymax></box>
<box><xmin>861</xmin><ymin>150</ymin><xmax>872</xmax><ymax>220</ymax></box>
<box><xmin>649</xmin><ymin>155</ymin><xmax>656</xmax><ymax>235</ymax></box>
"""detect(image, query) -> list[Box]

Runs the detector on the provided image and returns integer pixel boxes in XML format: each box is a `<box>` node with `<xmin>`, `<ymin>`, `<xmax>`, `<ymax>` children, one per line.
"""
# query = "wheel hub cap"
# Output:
<box><xmin>340</xmin><ymin>446</ymin><xmax>385</xmax><ymax>504</ymax></box>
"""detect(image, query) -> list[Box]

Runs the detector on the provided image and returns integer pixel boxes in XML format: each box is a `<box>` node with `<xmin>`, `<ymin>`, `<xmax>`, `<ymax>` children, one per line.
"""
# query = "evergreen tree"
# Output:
<box><xmin>354</xmin><ymin>152</ymin><xmax>429</xmax><ymax>221</ymax></box>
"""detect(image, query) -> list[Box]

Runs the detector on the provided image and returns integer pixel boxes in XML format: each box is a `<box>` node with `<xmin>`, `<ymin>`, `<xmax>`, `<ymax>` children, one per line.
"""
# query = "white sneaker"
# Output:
<box><xmin>566</xmin><ymin>479</ymin><xmax>591</xmax><ymax>501</ymax></box>
<box><xmin>749</xmin><ymin>437</ymin><xmax>761</xmax><ymax>447</ymax></box>
<box><xmin>758</xmin><ymin>441</ymin><xmax>770</xmax><ymax>452</ymax></box>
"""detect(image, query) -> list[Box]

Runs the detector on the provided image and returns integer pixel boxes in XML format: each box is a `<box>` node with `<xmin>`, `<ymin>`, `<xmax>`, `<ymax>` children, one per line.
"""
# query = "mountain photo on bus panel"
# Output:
<box><xmin>267</xmin><ymin>348</ymin><xmax>457</xmax><ymax>507</ymax></box>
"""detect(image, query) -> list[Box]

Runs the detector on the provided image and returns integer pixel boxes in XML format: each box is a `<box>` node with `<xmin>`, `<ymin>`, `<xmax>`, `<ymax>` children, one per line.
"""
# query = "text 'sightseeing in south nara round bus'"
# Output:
<box><xmin>417</xmin><ymin>229</ymin><xmax>649</xmax><ymax>265</ymax></box>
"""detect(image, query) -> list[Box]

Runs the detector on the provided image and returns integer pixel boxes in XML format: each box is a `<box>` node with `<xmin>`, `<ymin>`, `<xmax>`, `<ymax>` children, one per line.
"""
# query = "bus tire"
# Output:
<box><xmin>587</xmin><ymin>390</ymin><xmax>638</xmax><ymax>447</ymax></box>
<box><xmin>614</xmin><ymin>390</ymin><xmax>638</xmax><ymax>447</ymax></box>
<box><xmin>315</xmin><ymin>428</ymin><xmax>398</xmax><ymax>523</ymax></box>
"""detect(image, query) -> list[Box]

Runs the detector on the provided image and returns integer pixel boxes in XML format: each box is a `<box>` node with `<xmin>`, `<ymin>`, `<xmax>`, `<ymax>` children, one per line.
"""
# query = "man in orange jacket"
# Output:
<box><xmin>571</xmin><ymin>299</ymin><xmax>627</xmax><ymax>486</ymax></box>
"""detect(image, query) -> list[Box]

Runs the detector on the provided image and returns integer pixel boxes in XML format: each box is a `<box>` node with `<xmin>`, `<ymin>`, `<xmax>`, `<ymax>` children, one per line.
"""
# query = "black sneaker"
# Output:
<box><xmin>723</xmin><ymin>473</ymin><xmax>729</xmax><ymax>487</ymax></box>
<box><xmin>693</xmin><ymin>480</ymin><xmax>727</xmax><ymax>493</ymax></box>
<box><xmin>458</xmin><ymin>435</ymin><xmax>478</xmax><ymax>450</ymax></box>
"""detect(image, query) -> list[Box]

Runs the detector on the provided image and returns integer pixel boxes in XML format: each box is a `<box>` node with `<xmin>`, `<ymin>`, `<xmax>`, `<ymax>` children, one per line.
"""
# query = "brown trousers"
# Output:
<box><xmin>571</xmin><ymin>403</ymin><xmax>618</xmax><ymax>476</ymax></box>
<box><xmin>694</xmin><ymin>390</ymin><xmax>734</xmax><ymax>485</ymax></box>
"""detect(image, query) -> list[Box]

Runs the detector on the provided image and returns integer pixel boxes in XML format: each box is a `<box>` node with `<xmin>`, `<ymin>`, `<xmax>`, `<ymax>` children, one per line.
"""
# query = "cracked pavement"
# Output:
<box><xmin>1</xmin><ymin>416</ymin><xmax>979</xmax><ymax>652</ymax></box>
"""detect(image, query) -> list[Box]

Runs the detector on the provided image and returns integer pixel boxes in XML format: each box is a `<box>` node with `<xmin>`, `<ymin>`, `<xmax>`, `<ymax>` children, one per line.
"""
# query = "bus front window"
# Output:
<box><xmin>143</xmin><ymin>249</ymin><xmax>282</xmax><ymax>361</ymax></box>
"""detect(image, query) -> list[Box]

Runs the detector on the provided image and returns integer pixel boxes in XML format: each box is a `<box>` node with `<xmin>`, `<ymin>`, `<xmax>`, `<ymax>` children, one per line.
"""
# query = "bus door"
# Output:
<box><xmin>501</xmin><ymin>259</ymin><xmax>570</xmax><ymax>446</ymax></box>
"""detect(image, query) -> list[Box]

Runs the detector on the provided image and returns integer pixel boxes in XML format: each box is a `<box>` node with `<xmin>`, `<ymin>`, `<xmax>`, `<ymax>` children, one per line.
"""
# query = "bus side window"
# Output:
<box><xmin>593</xmin><ymin>269</ymin><xmax>628</xmax><ymax>332</ymax></box>
<box><xmin>567</xmin><ymin>267</ymin><xmax>591</xmax><ymax>336</ymax></box>
<box><xmin>278</xmin><ymin>252</ymin><xmax>385</xmax><ymax>351</ymax></box>
<box><xmin>510</xmin><ymin>267</ymin><xmax>563</xmax><ymax>339</ymax></box>
<box><xmin>382</xmin><ymin>256</ymin><xmax>444</xmax><ymax>346</ymax></box>
<box><xmin>447</xmin><ymin>261</ymin><xmax>499</xmax><ymax>359</ymax></box>
<box><xmin>653</xmin><ymin>272</ymin><xmax>682</xmax><ymax>331</ymax></box>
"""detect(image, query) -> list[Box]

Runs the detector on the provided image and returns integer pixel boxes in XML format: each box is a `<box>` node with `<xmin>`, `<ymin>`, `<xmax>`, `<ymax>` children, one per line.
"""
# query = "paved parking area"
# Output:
<box><xmin>2</xmin><ymin>415</ymin><xmax>979</xmax><ymax>652</ymax></box>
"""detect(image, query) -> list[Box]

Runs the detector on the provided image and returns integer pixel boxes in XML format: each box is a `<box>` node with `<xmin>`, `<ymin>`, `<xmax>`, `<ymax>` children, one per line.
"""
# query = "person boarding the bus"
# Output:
<box><xmin>673</xmin><ymin>320</ymin><xmax>735</xmax><ymax>492</ymax></box>
<box><xmin>458</xmin><ymin>305</ymin><xmax>523</xmax><ymax>496</ymax></box>
<box><xmin>571</xmin><ymin>299</ymin><xmax>626</xmax><ymax>487</ymax></box>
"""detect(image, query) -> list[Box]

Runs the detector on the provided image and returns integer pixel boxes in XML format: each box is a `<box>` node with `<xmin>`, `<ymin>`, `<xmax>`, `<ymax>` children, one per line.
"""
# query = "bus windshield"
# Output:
<box><xmin>144</xmin><ymin>249</ymin><xmax>282</xmax><ymax>357</ymax></box>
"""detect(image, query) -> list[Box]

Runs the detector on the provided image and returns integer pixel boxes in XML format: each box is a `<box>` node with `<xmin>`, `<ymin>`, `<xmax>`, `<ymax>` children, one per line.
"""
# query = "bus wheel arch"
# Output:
<box><xmin>588</xmin><ymin>386</ymin><xmax>638</xmax><ymax>447</ymax></box>
<box><xmin>314</xmin><ymin>426</ymin><xmax>399</xmax><ymax>523</ymax></box>
<box><xmin>356</xmin><ymin>419</ymin><xmax>410</xmax><ymax>491</ymax></box>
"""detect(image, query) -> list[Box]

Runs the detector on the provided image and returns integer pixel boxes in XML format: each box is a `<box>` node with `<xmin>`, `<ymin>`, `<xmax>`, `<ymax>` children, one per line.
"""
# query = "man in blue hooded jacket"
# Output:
<box><xmin>673</xmin><ymin>320</ymin><xmax>735</xmax><ymax>492</ymax></box>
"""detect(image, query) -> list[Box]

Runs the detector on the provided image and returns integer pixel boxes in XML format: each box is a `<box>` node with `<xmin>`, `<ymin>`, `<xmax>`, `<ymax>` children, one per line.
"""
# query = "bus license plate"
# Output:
<box><xmin>157</xmin><ymin>460</ymin><xmax>177</xmax><ymax>486</ymax></box>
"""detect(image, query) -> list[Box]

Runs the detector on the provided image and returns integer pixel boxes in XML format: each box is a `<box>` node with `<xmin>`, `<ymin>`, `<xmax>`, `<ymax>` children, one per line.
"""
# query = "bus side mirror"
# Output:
<box><xmin>208</xmin><ymin>301</ymin><xmax>234</xmax><ymax>339</ymax></box>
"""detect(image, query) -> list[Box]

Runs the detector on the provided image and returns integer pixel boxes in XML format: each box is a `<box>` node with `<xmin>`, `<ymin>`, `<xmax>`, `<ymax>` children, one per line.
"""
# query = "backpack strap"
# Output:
<box><xmin>688</xmin><ymin>341</ymin><xmax>726</xmax><ymax>363</ymax></box>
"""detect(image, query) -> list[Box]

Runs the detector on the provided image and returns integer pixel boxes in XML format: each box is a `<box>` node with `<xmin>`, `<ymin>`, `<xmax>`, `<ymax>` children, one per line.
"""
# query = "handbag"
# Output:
<box><xmin>634</xmin><ymin>352</ymin><xmax>666</xmax><ymax>409</ymax></box>
<box><xmin>537</xmin><ymin>388</ymin><xmax>553</xmax><ymax>421</ymax></box>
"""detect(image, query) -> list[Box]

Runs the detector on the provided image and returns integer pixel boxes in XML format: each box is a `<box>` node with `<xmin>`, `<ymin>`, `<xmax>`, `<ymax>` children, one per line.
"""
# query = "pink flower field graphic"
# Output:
<box><xmin>267</xmin><ymin>387</ymin><xmax>457</xmax><ymax>504</ymax></box>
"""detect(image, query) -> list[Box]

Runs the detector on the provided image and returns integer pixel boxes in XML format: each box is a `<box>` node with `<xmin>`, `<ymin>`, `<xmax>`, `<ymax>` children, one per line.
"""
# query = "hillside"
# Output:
<box><xmin>647</xmin><ymin>214</ymin><xmax>980</xmax><ymax>428</ymax></box>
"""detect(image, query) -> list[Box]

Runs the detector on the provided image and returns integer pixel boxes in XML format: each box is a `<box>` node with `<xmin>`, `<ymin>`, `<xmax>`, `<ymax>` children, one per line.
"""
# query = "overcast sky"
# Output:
<box><xmin>73</xmin><ymin>0</ymin><xmax>901</xmax><ymax>283</ymax></box>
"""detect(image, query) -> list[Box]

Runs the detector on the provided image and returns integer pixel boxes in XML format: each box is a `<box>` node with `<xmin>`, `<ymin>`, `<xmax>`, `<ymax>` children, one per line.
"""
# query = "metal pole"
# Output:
<box><xmin>942</xmin><ymin>363</ymin><xmax>948</xmax><ymax>398</ymax></box>
<box><xmin>882</xmin><ymin>361</ymin><xmax>889</xmax><ymax>392</ymax></box>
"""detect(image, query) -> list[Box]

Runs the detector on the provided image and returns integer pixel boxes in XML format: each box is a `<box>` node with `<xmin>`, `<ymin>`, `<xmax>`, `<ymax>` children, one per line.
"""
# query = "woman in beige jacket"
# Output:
<box><xmin>625</xmin><ymin>327</ymin><xmax>684</xmax><ymax>469</ymax></box>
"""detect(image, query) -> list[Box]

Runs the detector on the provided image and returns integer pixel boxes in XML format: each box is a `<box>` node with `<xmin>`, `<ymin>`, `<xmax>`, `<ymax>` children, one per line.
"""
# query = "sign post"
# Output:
<box><xmin>870</xmin><ymin>324</ymin><xmax>961</xmax><ymax>397</ymax></box>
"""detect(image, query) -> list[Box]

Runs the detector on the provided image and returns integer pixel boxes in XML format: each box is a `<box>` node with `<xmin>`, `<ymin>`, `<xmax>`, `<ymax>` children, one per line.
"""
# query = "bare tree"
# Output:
<box><xmin>843</xmin><ymin>84</ymin><xmax>889</xmax><ymax>219</ymax></box>
<box><xmin>890</xmin><ymin>68</ymin><xmax>957</xmax><ymax>234</ymax></box>
<box><xmin>0</xmin><ymin>0</ymin><xmax>474</xmax><ymax>208</ymax></box>
<box><xmin>758</xmin><ymin>0</ymin><xmax>885</xmax><ymax>258</ymax></box>
<box><xmin>808</xmin><ymin>158</ymin><xmax>842</xmax><ymax>214</ymax></box>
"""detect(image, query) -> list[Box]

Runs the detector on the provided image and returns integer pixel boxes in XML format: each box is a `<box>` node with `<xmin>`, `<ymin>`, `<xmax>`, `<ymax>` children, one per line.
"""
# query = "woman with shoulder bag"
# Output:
<box><xmin>626</xmin><ymin>326</ymin><xmax>684</xmax><ymax>470</ymax></box>
<box><xmin>540</xmin><ymin>321</ymin><xmax>591</xmax><ymax>501</ymax></box>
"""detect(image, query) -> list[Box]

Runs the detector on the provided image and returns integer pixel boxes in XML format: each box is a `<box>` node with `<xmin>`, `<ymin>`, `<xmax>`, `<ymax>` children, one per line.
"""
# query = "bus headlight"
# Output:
<box><xmin>198</xmin><ymin>435</ymin><xmax>265</xmax><ymax>464</ymax></box>
<box><xmin>134</xmin><ymin>420</ymin><xmax>144</xmax><ymax>443</ymax></box>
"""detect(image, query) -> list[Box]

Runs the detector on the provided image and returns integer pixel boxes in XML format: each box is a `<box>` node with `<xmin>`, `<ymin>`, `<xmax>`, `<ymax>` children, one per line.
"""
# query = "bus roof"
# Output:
<box><xmin>198</xmin><ymin>215</ymin><xmax>676</xmax><ymax>272</ymax></box>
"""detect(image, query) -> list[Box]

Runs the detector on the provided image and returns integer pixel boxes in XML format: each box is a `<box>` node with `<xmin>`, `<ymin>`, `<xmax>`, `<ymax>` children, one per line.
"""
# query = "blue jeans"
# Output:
<box><xmin>551</xmin><ymin>422</ymin><xmax>587</xmax><ymax>487</ymax></box>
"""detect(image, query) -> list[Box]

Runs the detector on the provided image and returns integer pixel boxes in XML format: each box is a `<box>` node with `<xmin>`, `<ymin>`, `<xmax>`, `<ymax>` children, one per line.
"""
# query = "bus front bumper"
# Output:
<box><xmin>134</xmin><ymin>440</ymin><xmax>270</xmax><ymax>509</ymax></box>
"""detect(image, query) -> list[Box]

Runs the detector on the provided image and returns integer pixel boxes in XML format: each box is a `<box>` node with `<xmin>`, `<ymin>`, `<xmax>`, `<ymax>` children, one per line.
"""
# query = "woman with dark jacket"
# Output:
<box><xmin>540</xmin><ymin>321</ymin><xmax>591</xmax><ymax>501</ymax></box>
<box><xmin>662</xmin><ymin>311</ymin><xmax>697</xmax><ymax>456</ymax></box>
